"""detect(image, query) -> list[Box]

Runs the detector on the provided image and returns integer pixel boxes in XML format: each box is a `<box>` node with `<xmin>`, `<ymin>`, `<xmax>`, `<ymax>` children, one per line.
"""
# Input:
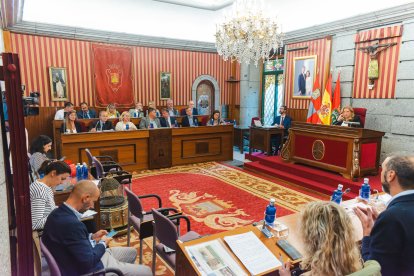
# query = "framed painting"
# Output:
<box><xmin>292</xmin><ymin>55</ymin><xmax>317</xmax><ymax>99</ymax></box>
<box><xmin>160</xmin><ymin>72</ymin><xmax>171</xmax><ymax>100</ymax></box>
<box><xmin>49</xmin><ymin>67</ymin><xmax>68</xmax><ymax>101</ymax></box>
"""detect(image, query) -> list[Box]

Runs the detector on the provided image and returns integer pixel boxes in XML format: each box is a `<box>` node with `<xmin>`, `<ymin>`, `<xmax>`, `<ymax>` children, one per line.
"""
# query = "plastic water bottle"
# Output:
<box><xmin>76</xmin><ymin>163</ymin><xmax>82</xmax><ymax>181</ymax></box>
<box><xmin>194</xmin><ymin>119</ymin><xmax>198</xmax><ymax>127</ymax></box>
<box><xmin>233</xmin><ymin>119</ymin><xmax>237</xmax><ymax>126</ymax></box>
<box><xmin>331</xmin><ymin>184</ymin><xmax>344</xmax><ymax>204</ymax></box>
<box><xmin>150</xmin><ymin>122</ymin><xmax>154</xmax><ymax>129</ymax></box>
<box><xmin>264</xmin><ymin>198</ymin><xmax>277</xmax><ymax>226</ymax></box>
<box><xmin>174</xmin><ymin>121</ymin><xmax>178</xmax><ymax>128</ymax></box>
<box><xmin>125</xmin><ymin>123</ymin><xmax>129</xmax><ymax>131</ymax></box>
<box><xmin>360</xmin><ymin>178</ymin><xmax>371</xmax><ymax>201</ymax></box>
<box><xmin>82</xmin><ymin>162</ymin><xmax>88</xmax><ymax>180</ymax></box>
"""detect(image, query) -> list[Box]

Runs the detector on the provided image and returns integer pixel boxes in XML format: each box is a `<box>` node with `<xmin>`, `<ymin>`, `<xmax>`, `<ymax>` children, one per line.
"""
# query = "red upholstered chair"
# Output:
<box><xmin>353</xmin><ymin>108</ymin><xmax>367</xmax><ymax>128</ymax></box>
<box><xmin>201</xmin><ymin>116</ymin><xmax>209</xmax><ymax>126</ymax></box>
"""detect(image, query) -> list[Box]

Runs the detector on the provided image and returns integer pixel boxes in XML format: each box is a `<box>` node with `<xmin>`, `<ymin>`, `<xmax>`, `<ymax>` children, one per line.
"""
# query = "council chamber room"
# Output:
<box><xmin>1</xmin><ymin>0</ymin><xmax>414</xmax><ymax>275</ymax></box>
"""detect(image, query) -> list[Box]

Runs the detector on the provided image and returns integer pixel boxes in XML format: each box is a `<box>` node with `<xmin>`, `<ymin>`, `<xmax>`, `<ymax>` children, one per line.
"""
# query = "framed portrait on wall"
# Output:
<box><xmin>49</xmin><ymin>67</ymin><xmax>68</xmax><ymax>101</ymax></box>
<box><xmin>160</xmin><ymin>72</ymin><xmax>171</xmax><ymax>100</ymax></box>
<box><xmin>292</xmin><ymin>55</ymin><xmax>317</xmax><ymax>99</ymax></box>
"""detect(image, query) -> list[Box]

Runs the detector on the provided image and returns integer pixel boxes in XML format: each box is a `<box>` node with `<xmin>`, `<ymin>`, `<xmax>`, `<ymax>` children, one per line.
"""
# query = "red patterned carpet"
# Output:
<box><xmin>113</xmin><ymin>162</ymin><xmax>321</xmax><ymax>275</ymax></box>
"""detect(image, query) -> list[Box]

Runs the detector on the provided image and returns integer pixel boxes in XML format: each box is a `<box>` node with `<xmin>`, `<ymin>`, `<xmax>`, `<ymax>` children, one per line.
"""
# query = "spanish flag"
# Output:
<box><xmin>318</xmin><ymin>73</ymin><xmax>332</xmax><ymax>125</ymax></box>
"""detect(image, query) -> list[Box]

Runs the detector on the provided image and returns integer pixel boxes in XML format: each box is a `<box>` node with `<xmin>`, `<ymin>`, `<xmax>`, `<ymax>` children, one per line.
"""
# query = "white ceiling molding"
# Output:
<box><xmin>153</xmin><ymin>0</ymin><xmax>234</xmax><ymax>10</ymax></box>
<box><xmin>284</xmin><ymin>3</ymin><xmax>414</xmax><ymax>43</ymax></box>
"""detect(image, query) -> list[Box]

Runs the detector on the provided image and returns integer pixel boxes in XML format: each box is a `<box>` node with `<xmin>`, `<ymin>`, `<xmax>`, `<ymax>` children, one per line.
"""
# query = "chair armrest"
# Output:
<box><xmin>138</xmin><ymin>194</ymin><xmax>162</xmax><ymax>208</ymax></box>
<box><xmin>95</xmin><ymin>155</ymin><xmax>115</xmax><ymax>161</ymax></box>
<box><xmin>151</xmin><ymin>207</ymin><xmax>179</xmax><ymax>216</ymax></box>
<box><xmin>168</xmin><ymin>215</ymin><xmax>191</xmax><ymax>232</ymax></box>
<box><xmin>80</xmin><ymin>267</ymin><xmax>124</xmax><ymax>276</ymax></box>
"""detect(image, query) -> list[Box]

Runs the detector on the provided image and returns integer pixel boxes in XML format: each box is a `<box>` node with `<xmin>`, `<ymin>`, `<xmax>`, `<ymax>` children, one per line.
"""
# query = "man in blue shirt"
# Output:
<box><xmin>42</xmin><ymin>180</ymin><xmax>151</xmax><ymax>276</ymax></box>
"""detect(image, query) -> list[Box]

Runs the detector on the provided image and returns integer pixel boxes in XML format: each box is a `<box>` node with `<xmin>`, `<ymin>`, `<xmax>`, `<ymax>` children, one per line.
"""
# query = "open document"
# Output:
<box><xmin>224</xmin><ymin>231</ymin><xmax>282</xmax><ymax>275</ymax></box>
<box><xmin>185</xmin><ymin>239</ymin><xmax>247</xmax><ymax>276</ymax></box>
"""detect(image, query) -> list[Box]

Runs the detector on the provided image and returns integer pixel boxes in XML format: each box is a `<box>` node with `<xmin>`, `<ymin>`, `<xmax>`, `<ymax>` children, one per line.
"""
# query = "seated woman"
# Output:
<box><xmin>29</xmin><ymin>135</ymin><xmax>53</xmax><ymax>178</ymax></box>
<box><xmin>146</xmin><ymin>100</ymin><xmax>161</xmax><ymax>117</ymax></box>
<box><xmin>115</xmin><ymin>111</ymin><xmax>138</xmax><ymax>131</ymax></box>
<box><xmin>60</xmin><ymin>110</ymin><xmax>83</xmax><ymax>133</ymax></box>
<box><xmin>279</xmin><ymin>201</ymin><xmax>380</xmax><ymax>276</ymax></box>
<box><xmin>207</xmin><ymin>110</ymin><xmax>225</xmax><ymax>126</ymax></box>
<box><xmin>31</xmin><ymin>160</ymin><xmax>71</xmax><ymax>275</ymax></box>
<box><xmin>106</xmin><ymin>103</ymin><xmax>120</xmax><ymax>118</ymax></box>
<box><xmin>333</xmin><ymin>106</ymin><xmax>362</xmax><ymax>127</ymax></box>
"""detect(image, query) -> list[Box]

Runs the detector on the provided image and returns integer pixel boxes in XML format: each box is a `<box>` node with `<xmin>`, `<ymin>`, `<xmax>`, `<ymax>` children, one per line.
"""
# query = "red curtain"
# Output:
<box><xmin>92</xmin><ymin>44</ymin><xmax>133</xmax><ymax>107</ymax></box>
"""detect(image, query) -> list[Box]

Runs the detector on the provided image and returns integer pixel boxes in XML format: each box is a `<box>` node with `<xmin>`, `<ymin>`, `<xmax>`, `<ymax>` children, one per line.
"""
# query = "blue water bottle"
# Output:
<box><xmin>150</xmin><ymin>122</ymin><xmax>154</xmax><ymax>129</ymax></box>
<box><xmin>76</xmin><ymin>163</ymin><xmax>82</xmax><ymax>181</ymax></box>
<box><xmin>264</xmin><ymin>198</ymin><xmax>277</xmax><ymax>226</ymax></box>
<box><xmin>360</xmin><ymin>178</ymin><xmax>371</xmax><ymax>201</ymax></box>
<box><xmin>194</xmin><ymin>119</ymin><xmax>198</xmax><ymax>127</ymax></box>
<box><xmin>82</xmin><ymin>162</ymin><xmax>88</xmax><ymax>180</ymax></box>
<box><xmin>174</xmin><ymin>121</ymin><xmax>178</xmax><ymax>128</ymax></box>
<box><xmin>125</xmin><ymin>123</ymin><xmax>129</xmax><ymax>131</ymax></box>
<box><xmin>233</xmin><ymin>119</ymin><xmax>237</xmax><ymax>126</ymax></box>
<box><xmin>331</xmin><ymin>184</ymin><xmax>343</xmax><ymax>204</ymax></box>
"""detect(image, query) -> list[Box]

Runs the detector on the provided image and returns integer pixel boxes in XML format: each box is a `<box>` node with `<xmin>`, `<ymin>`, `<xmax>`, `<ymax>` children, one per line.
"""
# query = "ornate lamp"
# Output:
<box><xmin>215</xmin><ymin>0</ymin><xmax>285</xmax><ymax>66</ymax></box>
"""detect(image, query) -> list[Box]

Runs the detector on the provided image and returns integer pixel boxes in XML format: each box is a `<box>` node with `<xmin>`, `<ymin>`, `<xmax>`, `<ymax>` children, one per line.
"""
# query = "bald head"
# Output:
<box><xmin>67</xmin><ymin>180</ymin><xmax>100</xmax><ymax>212</ymax></box>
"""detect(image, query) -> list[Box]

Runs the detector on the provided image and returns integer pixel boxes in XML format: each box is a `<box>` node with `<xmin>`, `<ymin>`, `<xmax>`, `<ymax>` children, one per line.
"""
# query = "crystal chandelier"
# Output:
<box><xmin>215</xmin><ymin>0</ymin><xmax>284</xmax><ymax>66</ymax></box>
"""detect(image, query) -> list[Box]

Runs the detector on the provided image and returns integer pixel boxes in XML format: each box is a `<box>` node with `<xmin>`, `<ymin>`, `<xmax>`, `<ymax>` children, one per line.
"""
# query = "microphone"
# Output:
<box><xmin>95</xmin><ymin>120</ymin><xmax>101</xmax><ymax>131</ymax></box>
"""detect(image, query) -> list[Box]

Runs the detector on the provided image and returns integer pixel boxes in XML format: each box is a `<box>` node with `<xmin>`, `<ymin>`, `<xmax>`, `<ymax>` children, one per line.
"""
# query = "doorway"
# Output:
<box><xmin>196</xmin><ymin>80</ymin><xmax>214</xmax><ymax>115</ymax></box>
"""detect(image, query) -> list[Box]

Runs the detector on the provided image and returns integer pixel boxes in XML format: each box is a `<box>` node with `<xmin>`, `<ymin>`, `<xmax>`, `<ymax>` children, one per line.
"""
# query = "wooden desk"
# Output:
<box><xmin>53</xmin><ymin>116</ymin><xmax>208</xmax><ymax>158</ymax></box>
<box><xmin>233</xmin><ymin>125</ymin><xmax>249</xmax><ymax>154</ymax></box>
<box><xmin>59</xmin><ymin>125</ymin><xmax>233</xmax><ymax>172</ymax></box>
<box><xmin>249</xmin><ymin>126</ymin><xmax>285</xmax><ymax>155</ymax></box>
<box><xmin>281</xmin><ymin>123</ymin><xmax>384</xmax><ymax>180</ymax></box>
<box><xmin>176</xmin><ymin>225</ymin><xmax>296</xmax><ymax>276</ymax></box>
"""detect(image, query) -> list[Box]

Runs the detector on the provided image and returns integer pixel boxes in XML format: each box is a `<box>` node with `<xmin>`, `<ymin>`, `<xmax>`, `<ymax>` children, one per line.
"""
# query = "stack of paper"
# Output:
<box><xmin>224</xmin><ymin>231</ymin><xmax>282</xmax><ymax>275</ymax></box>
<box><xmin>186</xmin><ymin>239</ymin><xmax>246</xmax><ymax>276</ymax></box>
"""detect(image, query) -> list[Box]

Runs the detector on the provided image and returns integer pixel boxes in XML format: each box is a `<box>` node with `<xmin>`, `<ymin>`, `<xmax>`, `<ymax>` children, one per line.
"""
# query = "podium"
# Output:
<box><xmin>281</xmin><ymin>122</ymin><xmax>384</xmax><ymax>180</ymax></box>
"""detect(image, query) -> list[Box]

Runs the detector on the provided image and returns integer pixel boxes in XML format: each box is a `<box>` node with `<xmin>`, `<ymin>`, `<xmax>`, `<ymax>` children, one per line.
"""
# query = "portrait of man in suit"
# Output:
<box><xmin>292</xmin><ymin>55</ymin><xmax>316</xmax><ymax>98</ymax></box>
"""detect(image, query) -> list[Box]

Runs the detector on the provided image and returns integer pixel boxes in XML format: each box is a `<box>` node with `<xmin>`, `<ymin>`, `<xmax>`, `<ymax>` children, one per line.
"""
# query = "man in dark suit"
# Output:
<box><xmin>160</xmin><ymin>108</ymin><xmax>177</xmax><ymax>128</ymax></box>
<box><xmin>354</xmin><ymin>155</ymin><xmax>414</xmax><ymax>276</ymax></box>
<box><xmin>180</xmin><ymin>100</ymin><xmax>198</xmax><ymax>116</ymax></box>
<box><xmin>42</xmin><ymin>180</ymin><xmax>152</xmax><ymax>276</ymax></box>
<box><xmin>77</xmin><ymin>102</ymin><xmax>97</xmax><ymax>119</ymax></box>
<box><xmin>298</xmin><ymin>66</ymin><xmax>306</xmax><ymax>96</ymax></box>
<box><xmin>89</xmin><ymin>110</ymin><xmax>114</xmax><ymax>132</ymax></box>
<box><xmin>181</xmin><ymin>107</ymin><xmax>199</xmax><ymax>127</ymax></box>
<box><xmin>271</xmin><ymin>105</ymin><xmax>292</xmax><ymax>155</ymax></box>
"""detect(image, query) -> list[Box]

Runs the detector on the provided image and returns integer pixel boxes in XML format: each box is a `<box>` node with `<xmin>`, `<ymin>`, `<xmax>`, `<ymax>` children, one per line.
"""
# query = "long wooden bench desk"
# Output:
<box><xmin>59</xmin><ymin>125</ymin><xmax>234</xmax><ymax>171</ymax></box>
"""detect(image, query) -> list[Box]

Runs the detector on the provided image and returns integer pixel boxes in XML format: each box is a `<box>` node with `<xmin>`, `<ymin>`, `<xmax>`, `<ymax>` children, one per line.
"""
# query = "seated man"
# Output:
<box><xmin>160</xmin><ymin>108</ymin><xmax>177</xmax><ymax>128</ymax></box>
<box><xmin>139</xmin><ymin>107</ymin><xmax>161</xmax><ymax>129</ymax></box>
<box><xmin>54</xmin><ymin>102</ymin><xmax>74</xmax><ymax>120</ymax></box>
<box><xmin>354</xmin><ymin>155</ymin><xmax>414</xmax><ymax>276</ymax></box>
<box><xmin>77</xmin><ymin>102</ymin><xmax>97</xmax><ymax>119</ymax></box>
<box><xmin>42</xmin><ymin>180</ymin><xmax>152</xmax><ymax>276</ymax></box>
<box><xmin>166</xmin><ymin>99</ymin><xmax>179</xmax><ymax>117</ymax></box>
<box><xmin>181</xmin><ymin>107</ymin><xmax>199</xmax><ymax>127</ymax></box>
<box><xmin>180</xmin><ymin>100</ymin><xmax>198</xmax><ymax>116</ymax></box>
<box><xmin>89</xmin><ymin>111</ymin><xmax>114</xmax><ymax>132</ymax></box>
<box><xmin>129</xmin><ymin>101</ymin><xmax>144</xmax><ymax>118</ymax></box>
<box><xmin>271</xmin><ymin>105</ymin><xmax>292</xmax><ymax>154</ymax></box>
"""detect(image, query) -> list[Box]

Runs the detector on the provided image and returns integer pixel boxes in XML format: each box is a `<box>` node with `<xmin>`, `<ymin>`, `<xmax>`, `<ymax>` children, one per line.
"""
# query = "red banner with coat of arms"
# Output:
<box><xmin>92</xmin><ymin>44</ymin><xmax>133</xmax><ymax>107</ymax></box>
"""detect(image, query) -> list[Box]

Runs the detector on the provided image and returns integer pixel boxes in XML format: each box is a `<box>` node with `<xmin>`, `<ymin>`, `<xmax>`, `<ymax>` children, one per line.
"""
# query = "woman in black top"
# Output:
<box><xmin>333</xmin><ymin>106</ymin><xmax>361</xmax><ymax>127</ymax></box>
<box><xmin>60</xmin><ymin>110</ymin><xmax>83</xmax><ymax>133</ymax></box>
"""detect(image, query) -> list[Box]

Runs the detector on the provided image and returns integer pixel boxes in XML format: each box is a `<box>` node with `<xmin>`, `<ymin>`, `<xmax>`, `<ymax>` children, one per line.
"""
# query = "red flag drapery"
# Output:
<box><xmin>306</xmin><ymin>72</ymin><xmax>321</xmax><ymax>124</ymax></box>
<box><xmin>92</xmin><ymin>44</ymin><xmax>134</xmax><ymax>107</ymax></box>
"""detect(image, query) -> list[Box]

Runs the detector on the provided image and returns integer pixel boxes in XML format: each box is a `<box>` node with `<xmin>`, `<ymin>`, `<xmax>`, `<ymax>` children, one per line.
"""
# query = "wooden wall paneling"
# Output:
<box><xmin>288</xmin><ymin>108</ymin><xmax>308</xmax><ymax>122</ymax></box>
<box><xmin>24</xmin><ymin>106</ymin><xmax>57</xmax><ymax>146</ymax></box>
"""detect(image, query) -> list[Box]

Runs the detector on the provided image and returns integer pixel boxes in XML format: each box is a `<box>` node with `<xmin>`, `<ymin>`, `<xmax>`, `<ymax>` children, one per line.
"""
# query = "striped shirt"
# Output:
<box><xmin>29</xmin><ymin>152</ymin><xmax>49</xmax><ymax>176</ymax></box>
<box><xmin>30</xmin><ymin>180</ymin><xmax>56</xmax><ymax>230</ymax></box>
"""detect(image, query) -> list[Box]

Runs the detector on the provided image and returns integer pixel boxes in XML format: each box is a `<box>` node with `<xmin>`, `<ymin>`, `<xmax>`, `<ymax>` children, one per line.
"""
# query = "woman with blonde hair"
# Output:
<box><xmin>115</xmin><ymin>111</ymin><xmax>137</xmax><ymax>131</ymax></box>
<box><xmin>279</xmin><ymin>201</ymin><xmax>380</xmax><ymax>276</ymax></box>
<box><xmin>333</xmin><ymin>105</ymin><xmax>361</xmax><ymax>127</ymax></box>
<box><xmin>106</xmin><ymin>103</ymin><xmax>120</xmax><ymax>118</ymax></box>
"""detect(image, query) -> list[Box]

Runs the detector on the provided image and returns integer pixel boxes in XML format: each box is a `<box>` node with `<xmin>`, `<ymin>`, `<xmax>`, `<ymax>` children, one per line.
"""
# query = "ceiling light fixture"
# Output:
<box><xmin>215</xmin><ymin>0</ymin><xmax>284</xmax><ymax>66</ymax></box>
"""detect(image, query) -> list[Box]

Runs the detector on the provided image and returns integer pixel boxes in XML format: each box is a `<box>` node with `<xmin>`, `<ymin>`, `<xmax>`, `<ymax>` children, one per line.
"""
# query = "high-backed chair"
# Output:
<box><xmin>353</xmin><ymin>107</ymin><xmax>367</xmax><ymax>128</ymax></box>
<box><xmin>251</xmin><ymin>116</ymin><xmax>260</xmax><ymax>126</ymax></box>
<box><xmin>40</xmin><ymin>238</ymin><xmax>123</xmax><ymax>276</ymax></box>
<box><xmin>151</xmin><ymin>208</ymin><xmax>200</xmax><ymax>273</ymax></box>
<box><xmin>124</xmin><ymin>187</ymin><xmax>179</xmax><ymax>264</ymax></box>
<box><xmin>93</xmin><ymin>157</ymin><xmax>132</xmax><ymax>191</ymax></box>
<box><xmin>85</xmin><ymin>148</ymin><xmax>116</xmax><ymax>167</ymax></box>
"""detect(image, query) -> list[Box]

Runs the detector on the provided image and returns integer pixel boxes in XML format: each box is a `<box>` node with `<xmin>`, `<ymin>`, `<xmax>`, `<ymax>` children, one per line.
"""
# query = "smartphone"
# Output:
<box><xmin>106</xmin><ymin>229</ymin><xmax>118</xmax><ymax>238</ymax></box>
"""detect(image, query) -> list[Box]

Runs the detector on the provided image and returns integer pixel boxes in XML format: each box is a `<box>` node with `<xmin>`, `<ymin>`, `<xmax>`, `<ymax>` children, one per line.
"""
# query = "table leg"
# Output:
<box><xmin>239</xmin><ymin>130</ymin><xmax>244</xmax><ymax>154</ymax></box>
